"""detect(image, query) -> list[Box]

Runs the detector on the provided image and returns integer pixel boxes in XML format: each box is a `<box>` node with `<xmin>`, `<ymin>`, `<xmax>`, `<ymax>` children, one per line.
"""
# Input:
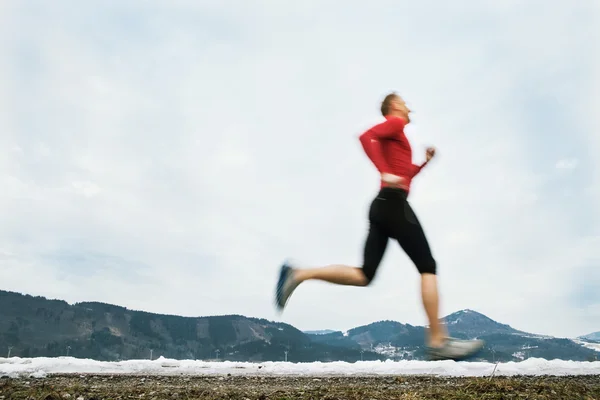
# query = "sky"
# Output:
<box><xmin>0</xmin><ymin>0</ymin><xmax>598</xmax><ymax>339</ymax></box>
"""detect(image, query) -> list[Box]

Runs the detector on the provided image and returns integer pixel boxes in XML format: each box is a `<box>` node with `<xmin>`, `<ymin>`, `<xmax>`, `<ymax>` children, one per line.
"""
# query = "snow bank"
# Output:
<box><xmin>1</xmin><ymin>356</ymin><xmax>599</xmax><ymax>379</ymax></box>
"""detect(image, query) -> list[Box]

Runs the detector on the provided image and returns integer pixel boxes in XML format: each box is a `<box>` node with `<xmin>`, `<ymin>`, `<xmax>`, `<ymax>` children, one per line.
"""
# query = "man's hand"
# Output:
<box><xmin>425</xmin><ymin>147</ymin><xmax>436</xmax><ymax>162</ymax></box>
<box><xmin>381</xmin><ymin>173</ymin><xmax>408</xmax><ymax>188</ymax></box>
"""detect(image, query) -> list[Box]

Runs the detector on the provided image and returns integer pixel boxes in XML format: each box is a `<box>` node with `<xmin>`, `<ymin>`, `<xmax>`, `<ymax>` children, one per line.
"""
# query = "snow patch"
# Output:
<box><xmin>573</xmin><ymin>339</ymin><xmax>600</xmax><ymax>353</ymax></box>
<box><xmin>373</xmin><ymin>343</ymin><xmax>397</xmax><ymax>357</ymax></box>
<box><xmin>0</xmin><ymin>356</ymin><xmax>599</xmax><ymax>378</ymax></box>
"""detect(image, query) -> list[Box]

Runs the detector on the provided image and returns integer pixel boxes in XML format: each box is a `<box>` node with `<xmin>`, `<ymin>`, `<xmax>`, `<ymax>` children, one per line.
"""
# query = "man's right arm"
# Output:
<box><xmin>358</xmin><ymin>117</ymin><xmax>406</xmax><ymax>174</ymax></box>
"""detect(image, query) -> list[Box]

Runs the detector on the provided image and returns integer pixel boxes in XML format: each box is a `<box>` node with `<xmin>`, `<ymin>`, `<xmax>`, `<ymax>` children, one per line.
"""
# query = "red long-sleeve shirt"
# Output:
<box><xmin>358</xmin><ymin>115</ymin><xmax>428</xmax><ymax>192</ymax></box>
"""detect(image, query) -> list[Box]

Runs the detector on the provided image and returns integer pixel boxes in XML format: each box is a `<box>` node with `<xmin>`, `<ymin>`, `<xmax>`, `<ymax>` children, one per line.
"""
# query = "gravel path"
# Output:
<box><xmin>1</xmin><ymin>374</ymin><xmax>599</xmax><ymax>399</ymax></box>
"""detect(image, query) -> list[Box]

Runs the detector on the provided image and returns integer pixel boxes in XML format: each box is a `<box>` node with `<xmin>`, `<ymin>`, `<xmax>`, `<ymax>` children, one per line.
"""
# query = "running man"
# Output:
<box><xmin>274</xmin><ymin>93</ymin><xmax>484</xmax><ymax>361</ymax></box>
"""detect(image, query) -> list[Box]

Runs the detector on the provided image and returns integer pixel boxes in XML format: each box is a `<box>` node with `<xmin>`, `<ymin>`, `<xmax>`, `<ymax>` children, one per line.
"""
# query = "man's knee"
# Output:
<box><xmin>417</xmin><ymin>258</ymin><xmax>437</xmax><ymax>275</ymax></box>
<box><xmin>359</xmin><ymin>266</ymin><xmax>376</xmax><ymax>286</ymax></box>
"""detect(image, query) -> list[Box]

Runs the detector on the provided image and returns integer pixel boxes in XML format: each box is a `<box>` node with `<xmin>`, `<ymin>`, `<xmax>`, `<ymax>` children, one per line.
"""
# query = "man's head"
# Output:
<box><xmin>380</xmin><ymin>92</ymin><xmax>411</xmax><ymax>122</ymax></box>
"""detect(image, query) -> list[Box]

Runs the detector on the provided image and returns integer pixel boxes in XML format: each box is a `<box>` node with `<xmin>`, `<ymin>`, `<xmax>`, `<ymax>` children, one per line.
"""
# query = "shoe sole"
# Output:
<box><xmin>275</xmin><ymin>262</ymin><xmax>291</xmax><ymax>311</ymax></box>
<box><xmin>427</xmin><ymin>341</ymin><xmax>485</xmax><ymax>361</ymax></box>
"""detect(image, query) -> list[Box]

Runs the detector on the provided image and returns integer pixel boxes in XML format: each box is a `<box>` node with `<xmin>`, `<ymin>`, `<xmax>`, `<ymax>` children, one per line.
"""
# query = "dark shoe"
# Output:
<box><xmin>275</xmin><ymin>261</ymin><xmax>300</xmax><ymax>312</ymax></box>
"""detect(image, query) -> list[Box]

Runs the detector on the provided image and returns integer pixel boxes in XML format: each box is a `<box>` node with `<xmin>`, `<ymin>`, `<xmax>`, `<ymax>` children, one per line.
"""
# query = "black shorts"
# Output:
<box><xmin>361</xmin><ymin>187</ymin><xmax>436</xmax><ymax>282</ymax></box>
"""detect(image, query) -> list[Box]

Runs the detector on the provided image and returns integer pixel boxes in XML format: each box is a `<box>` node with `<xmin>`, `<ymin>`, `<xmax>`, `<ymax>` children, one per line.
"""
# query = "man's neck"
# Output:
<box><xmin>388</xmin><ymin>112</ymin><xmax>409</xmax><ymax>122</ymax></box>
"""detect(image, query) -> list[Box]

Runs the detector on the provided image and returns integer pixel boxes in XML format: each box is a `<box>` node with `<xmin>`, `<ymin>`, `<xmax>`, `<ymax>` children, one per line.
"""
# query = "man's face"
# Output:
<box><xmin>391</xmin><ymin>96</ymin><xmax>411</xmax><ymax>121</ymax></box>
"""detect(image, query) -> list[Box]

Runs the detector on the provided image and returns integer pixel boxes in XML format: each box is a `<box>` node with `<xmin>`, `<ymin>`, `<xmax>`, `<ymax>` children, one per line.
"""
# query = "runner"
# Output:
<box><xmin>275</xmin><ymin>92</ymin><xmax>484</xmax><ymax>361</ymax></box>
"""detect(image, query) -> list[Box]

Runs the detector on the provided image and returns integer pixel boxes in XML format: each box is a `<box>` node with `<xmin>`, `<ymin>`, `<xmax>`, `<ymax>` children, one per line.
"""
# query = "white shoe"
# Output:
<box><xmin>426</xmin><ymin>337</ymin><xmax>485</xmax><ymax>361</ymax></box>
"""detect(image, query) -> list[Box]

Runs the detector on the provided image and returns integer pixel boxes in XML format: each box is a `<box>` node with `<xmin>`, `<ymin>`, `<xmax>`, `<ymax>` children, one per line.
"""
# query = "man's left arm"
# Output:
<box><xmin>410</xmin><ymin>147</ymin><xmax>436</xmax><ymax>178</ymax></box>
<box><xmin>410</xmin><ymin>161</ymin><xmax>429</xmax><ymax>178</ymax></box>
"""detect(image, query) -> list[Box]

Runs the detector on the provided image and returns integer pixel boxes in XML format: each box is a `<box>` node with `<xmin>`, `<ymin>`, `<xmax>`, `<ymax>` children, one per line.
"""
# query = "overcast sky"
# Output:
<box><xmin>1</xmin><ymin>1</ymin><xmax>598</xmax><ymax>339</ymax></box>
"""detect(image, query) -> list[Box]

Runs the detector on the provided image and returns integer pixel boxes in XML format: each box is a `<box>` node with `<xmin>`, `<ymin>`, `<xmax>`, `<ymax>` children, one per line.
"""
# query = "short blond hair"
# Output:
<box><xmin>380</xmin><ymin>92</ymin><xmax>399</xmax><ymax>116</ymax></box>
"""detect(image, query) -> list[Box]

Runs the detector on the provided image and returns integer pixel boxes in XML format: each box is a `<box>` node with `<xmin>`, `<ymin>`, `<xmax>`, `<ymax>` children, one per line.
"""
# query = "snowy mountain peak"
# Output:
<box><xmin>442</xmin><ymin>309</ymin><xmax>525</xmax><ymax>337</ymax></box>
<box><xmin>443</xmin><ymin>309</ymin><xmax>490</xmax><ymax>323</ymax></box>
<box><xmin>579</xmin><ymin>331</ymin><xmax>600</xmax><ymax>342</ymax></box>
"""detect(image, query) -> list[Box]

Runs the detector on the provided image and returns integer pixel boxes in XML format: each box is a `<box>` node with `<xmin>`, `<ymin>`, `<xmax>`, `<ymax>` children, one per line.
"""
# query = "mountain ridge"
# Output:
<box><xmin>579</xmin><ymin>331</ymin><xmax>600</xmax><ymax>342</ymax></box>
<box><xmin>0</xmin><ymin>289</ymin><xmax>535</xmax><ymax>334</ymax></box>
<box><xmin>1</xmin><ymin>289</ymin><xmax>598</xmax><ymax>362</ymax></box>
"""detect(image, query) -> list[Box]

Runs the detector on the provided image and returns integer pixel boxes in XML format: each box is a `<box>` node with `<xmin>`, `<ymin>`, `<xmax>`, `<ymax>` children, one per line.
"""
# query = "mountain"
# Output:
<box><xmin>0</xmin><ymin>290</ymin><xmax>383</xmax><ymax>362</ymax></box>
<box><xmin>306</xmin><ymin>320</ymin><xmax>428</xmax><ymax>359</ymax></box>
<box><xmin>307</xmin><ymin>310</ymin><xmax>598</xmax><ymax>362</ymax></box>
<box><xmin>579</xmin><ymin>332</ymin><xmax>600</xmax><ymax>342</ymax></box>
<box><xmin>442</xmin><ymin>309</ymin><xmax>528</xmax><ymax>337</ymax></box>
<box><xmin>1</xmin><ymin>289</ymin><xmax>598</xmax><ymax>362</ymax></box>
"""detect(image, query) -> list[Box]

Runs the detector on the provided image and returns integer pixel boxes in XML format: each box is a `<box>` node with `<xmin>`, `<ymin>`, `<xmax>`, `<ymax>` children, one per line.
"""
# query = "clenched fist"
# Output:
<box><xmin>425</xmin><ymin>147</ymin><xmax>436</xmax><ymax>162</ymax></box>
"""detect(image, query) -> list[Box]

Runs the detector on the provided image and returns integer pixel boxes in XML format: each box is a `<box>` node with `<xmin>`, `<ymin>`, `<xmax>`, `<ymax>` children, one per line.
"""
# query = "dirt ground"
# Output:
<box><xmin>1</xmin><ymin>374</ymin><xmax>599</xmax><ymax>400</ymax></box>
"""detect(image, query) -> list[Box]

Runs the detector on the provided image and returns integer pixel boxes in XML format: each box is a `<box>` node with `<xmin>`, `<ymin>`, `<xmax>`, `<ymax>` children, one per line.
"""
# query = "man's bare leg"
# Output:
<box><xmin>275</xmin><ymin>262</ymin><xmax>368</xmax><ymax>311</ymax></box>
<box><xmin>421</xmin><ymin>273</ymin><xmax>447</xmax><ymax>348</ymax></box>
<box><xmin>293</xmin><ymin>265</ymin><xmax>368</xmax><ymax>286</ymax></box>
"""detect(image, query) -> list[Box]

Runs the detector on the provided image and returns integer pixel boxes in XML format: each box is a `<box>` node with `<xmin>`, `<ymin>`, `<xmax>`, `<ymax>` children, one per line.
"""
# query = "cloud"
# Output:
<box><xmin>0</xmin><ymin>0</ymin><xmax>598</xmax><ymax>339</ymax></box>
<box><xmin>556</xmin><ymin>159</ymin><xmax>579</xmax><ymax>170</ymax></box>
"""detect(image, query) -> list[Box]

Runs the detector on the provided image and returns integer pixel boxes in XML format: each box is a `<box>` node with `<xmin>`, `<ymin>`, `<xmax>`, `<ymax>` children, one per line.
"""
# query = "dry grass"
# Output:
<box><xmin>1</xmin><ymin>374</ymin><xmax>599</xmax><ymax>400</ymax></box>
